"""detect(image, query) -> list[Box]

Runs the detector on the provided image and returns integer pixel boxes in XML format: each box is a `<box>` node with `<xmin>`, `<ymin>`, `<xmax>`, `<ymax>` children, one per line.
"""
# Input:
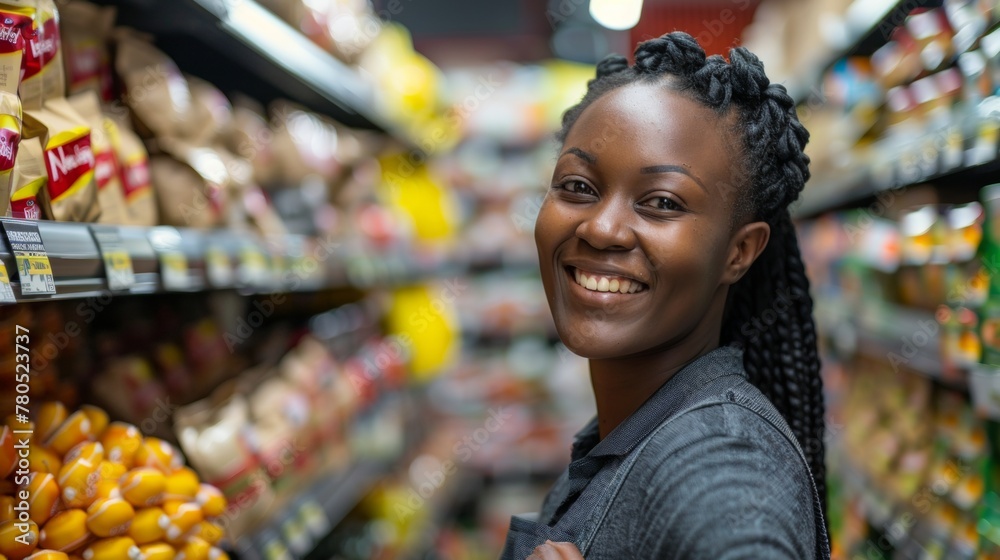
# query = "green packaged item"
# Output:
<box><xmin>978</xmin><ymin>186</ymin><xmax>1000</xmax><ymax>365</ymax></box>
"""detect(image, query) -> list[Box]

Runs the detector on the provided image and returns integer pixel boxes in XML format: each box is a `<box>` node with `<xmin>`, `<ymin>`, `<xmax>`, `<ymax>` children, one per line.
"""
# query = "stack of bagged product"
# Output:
<box><xmin>0</xmin><ymin>402</ymin><xmax>228</xmax><ymax>560</ymax></box>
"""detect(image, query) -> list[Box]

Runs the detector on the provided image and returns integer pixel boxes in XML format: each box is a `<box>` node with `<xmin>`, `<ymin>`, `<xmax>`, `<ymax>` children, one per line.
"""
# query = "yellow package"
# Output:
<box><xmin>68</xmin><ymin>91</ymin><xmax>126</xmax><ymax>224</ymax></box>
<box><xmin>0</xmin><ymin>6</ymin><xmax>23</xmax><ymax>218</ymax></box>
<box><xmin>106</xmin><ymin>114</ymin><xmax>156</xmax><ymax>226</ymax></box>
<box><xmin>0</xmin><ymin>92</ymin><xmax>20</xmax><ymax>217</ymax></box>
<box><xmin>1</xmin><ymin>0</ymin><xmax>64</xmax><ymax>111</ymax></box>
<box><xmin>23</xmin><ymin>97</ymin><xmax>100</xmax><ymax>222</ymax></box>
<box><xmin>10</xmin><ymin>136</ymin><xmax>44</xmax><ymax>219</ymax></box>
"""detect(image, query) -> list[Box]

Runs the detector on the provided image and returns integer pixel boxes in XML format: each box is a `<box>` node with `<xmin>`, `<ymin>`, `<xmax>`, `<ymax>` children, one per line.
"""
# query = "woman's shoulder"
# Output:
<box><xmin>636</xmin><ymin>382</ymin><xmax>811</xmax><ymax>477</ymax></box>
<box><xmin>607</xmin><ymin>387</ymin><xmax>819</xmax><ymax>558</ymax></box>
<box><xmin>622</xmin><ymin>381</ymin><xmax>817</xmax><ymax>520</ymax></box>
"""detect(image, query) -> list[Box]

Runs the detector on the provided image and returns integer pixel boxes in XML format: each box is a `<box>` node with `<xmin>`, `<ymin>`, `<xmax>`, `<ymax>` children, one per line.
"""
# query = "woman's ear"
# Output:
<box><xmin>723</xmin><ymin>221</ymin><xmax>770</xmax><ymax>285</ymax></box>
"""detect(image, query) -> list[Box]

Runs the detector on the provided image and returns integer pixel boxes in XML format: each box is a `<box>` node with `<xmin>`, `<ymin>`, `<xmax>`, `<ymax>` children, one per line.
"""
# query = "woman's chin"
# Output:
<box><xmin>554</xmin><ymin>325</ymin><xmax>632</xmax><ymax>360</ymax></box>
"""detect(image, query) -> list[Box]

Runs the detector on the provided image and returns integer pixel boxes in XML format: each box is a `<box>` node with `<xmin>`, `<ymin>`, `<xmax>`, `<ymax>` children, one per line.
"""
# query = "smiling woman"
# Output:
<box><xmin>500</xmin><ymin>31</ymin><xmax>830</xmax><ymax>560</ymax></box>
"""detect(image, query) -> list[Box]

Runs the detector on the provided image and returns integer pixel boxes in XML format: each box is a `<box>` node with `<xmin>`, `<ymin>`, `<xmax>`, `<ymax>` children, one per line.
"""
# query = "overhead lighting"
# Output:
<box><xmin>589</xmin><ymin>0</ymin><xmax>643</xmax><ymax>31</ymax></box>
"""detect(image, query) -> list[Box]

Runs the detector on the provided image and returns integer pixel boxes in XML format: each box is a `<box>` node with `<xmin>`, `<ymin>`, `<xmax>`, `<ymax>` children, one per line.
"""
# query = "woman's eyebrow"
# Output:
<box><xmin>640</xmin><ymin>164</ymin><xmax>708</xmax><ymax>191</ymax></box>
<box><xmin>559</xmin><ymin>147</ymin><xmax>596</xmax><ymax>164</ymax></box>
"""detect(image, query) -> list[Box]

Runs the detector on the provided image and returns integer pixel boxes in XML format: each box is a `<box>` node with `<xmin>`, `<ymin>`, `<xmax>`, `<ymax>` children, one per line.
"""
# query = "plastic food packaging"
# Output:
<box><xmin>85</xmin><ymin>496</ymin><xmax>135</xmax><ymax>538</ymax></box>
<box><xmin>39</xmin><ymin>508</ymin><xmax>89</xmax><ymax>552</ymax></box>
<box><xmin>68</xmin><ymin>91</ymin><xmax>127</xmax><ymax>224</ymax></box>
<box><xmin>23</xmin><ymin>98</ymin><xmax>101</xmax><ymax>222</ymax></box>
<box><xmin>227</xmin><ymin>98</ymin><xmax>276</xmax><ymax>186</ymax></box>
<box><xmin>149</xmin><ymin>137</ymin><xmax>226</xmax><ymax>229</ymax></box>
<box><xmin>59</xmin><ymin>0</ymin><xmax>115</xmax><ymax>101</ymax></box>
<box><xmin>180</xmin><ymin>76</ymin><xmax>232</xmax><ymax>146</ymax></box>
<box><xmin>0</xmin><ymin>0</ymin><xmax>64</xmax><ymax>111</ymax></box>
<box><xmin>9</xmin><ymin>136</ymin><xmax>44</xmax><ymax>219</ymax></box>
<box><xmin>105</xmin><ymin>114</ymin><xmax>156</xmax><ymax>226</ymax></box>
<box><xmin>0</xmin><ymin>92</ymin><xmax>21</xmax><ymax>218</ymax></box>
<box><xmin>113</xmin><ymin>30</ymin><xmax>190</xmax><ymax>140</ymax></box>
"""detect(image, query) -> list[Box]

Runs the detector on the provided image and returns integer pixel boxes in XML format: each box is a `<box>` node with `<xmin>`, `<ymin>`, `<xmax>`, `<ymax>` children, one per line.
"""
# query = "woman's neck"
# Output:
<box><xmin>588</xmin><ymin>329</ymin><xmax>720</xmax><ymax>440</ymax></box>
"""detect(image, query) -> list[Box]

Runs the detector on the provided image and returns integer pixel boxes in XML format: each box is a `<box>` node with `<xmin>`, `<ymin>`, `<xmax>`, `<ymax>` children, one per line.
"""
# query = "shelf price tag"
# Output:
<box><xmin>299</xmin><ymin>499</ymin><xmax>331</xmax><ymax>538</ymax></box>
<box><xmin>90</xmin><ymin>226</ymin><xmax>135</xmax><ymax>291</ymax></box>
<box><xmin>239</xmin><ymin>244</ymin><xmax>269</xmax><ymax>287</ymax></box>
<box><xmin>1</xmin><ymin>220</ymin><xmax>55</xmax><ymax>295</ymax></box>
<box><xmin>160</xmin><ymin>253</ymin><xmax>188</xmax><ymax>290</ymax></box>
<box><xmin>148</xmin><ymin>227</ymin><xmax>190</xmax><ymax>291</ymax></box>
<box><xmin>281</xmin><ymin>515</ymin><xmax>311</xmax><ymax>556</ymax></box>
<box><xmin>942</xmin><ymin>126</ymin><xmax>964</xmax><ymax>171</ymax></box>
<box><xmin>261</xmin><ymin>538</ymin><xmax>292</xmax><ymax>560</ymax></box>
<box><xmin>0</xmin><ymin>261</ymin><xmax>15</xmax><ymax>303</ymax></box>
<box><xmin>967</xmin><ymin>119</ymin><xmax>1000</xmax><ymax>167</ymax></box>
<box><xmin>205</xmin><ymin>246</ymin><xmax>233</xmax><ymax>287</ymax></box>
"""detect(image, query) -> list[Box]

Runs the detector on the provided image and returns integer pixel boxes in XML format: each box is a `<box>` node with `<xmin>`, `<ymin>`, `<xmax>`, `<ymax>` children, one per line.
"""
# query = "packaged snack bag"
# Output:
<box><xmin>105</xmin><ymin>114</ymin><xmax>156</xmax><ymax>226</ymax></box>
<box><xmin>0</xmin><ymin>0</ymin><xmax>64</xmax><ymax>110</ymax></box>
<box><xmin>23</xmin><ymin>97</ymin><xmax>100</xmax><ymax>222</ymax></box>
<box><xmin>113</xmin><ymin>30</ymin><xmax>190</xmax><ymax>139</ymax></box>
<box><xmin>149</xmin><ymin>138</ymin><xmax>225</xmax><ymax>229</ymax></box>
<box><xmin>60</xmin><ymin>0</ymin><xmax>114</xmax><ymax>100</ymax></box>
<box><xmin>269</xmin><ymin>100</ymin><xmax>341</xmax><ymax>184</ymax></box>
<box><xmin>227</xmin><ymin>97</ymin><xmax>276</xmax><ymax>186</ymax></box>
<box><xmin>0</xmin><ymin>92</ymin><xmax>20</xmax><ymax>217</ymax></box>
<box><xmin>68</xmin><ymin>91</ymin><xmax>126</xmax><ymax>224</ymax></box>
<box><xmin>10</xmin><ymin>136</ymin><xmax>45</xmax><ymax>219</ymax></box>
<box><xmin>0</xmin><ymin>12</ymin><xmax>22</xmax><ymax>218</ymax></box>
<box><xmin>181</xmin><ymin>76</ymin><xmax>232</xmax><ymax>146</ymax></box>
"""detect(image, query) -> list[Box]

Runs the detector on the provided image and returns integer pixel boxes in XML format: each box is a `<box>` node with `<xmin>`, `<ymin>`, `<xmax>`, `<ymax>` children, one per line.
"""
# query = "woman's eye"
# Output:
<box><xmin>652</xmin><ymin>197</ymin><xmax>683</xmax><ymax>211</ymax></box>
<box><xmin>556</xmin><ymin>180</ymin><xmax>596</xmax><ymax>196</ymax></box>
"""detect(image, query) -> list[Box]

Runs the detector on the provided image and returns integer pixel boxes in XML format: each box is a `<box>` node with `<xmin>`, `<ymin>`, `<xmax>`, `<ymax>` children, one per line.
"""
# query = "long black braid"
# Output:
<box><xmin>557</xmin><ymin>32</ymin><xmax>827</xmax><ymax>520</ymax></box>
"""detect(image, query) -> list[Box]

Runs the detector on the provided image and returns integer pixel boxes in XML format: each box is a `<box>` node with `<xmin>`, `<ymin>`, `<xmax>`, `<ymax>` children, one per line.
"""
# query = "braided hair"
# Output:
<box><xmin>557</xmin><ymin>32</ymin><xmax>827</xmax><ymax>518</ymax></box>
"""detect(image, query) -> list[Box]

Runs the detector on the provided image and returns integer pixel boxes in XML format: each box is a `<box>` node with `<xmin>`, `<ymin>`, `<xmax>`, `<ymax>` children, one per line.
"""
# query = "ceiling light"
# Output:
<box><xmin>589</xmin><ymin>0</ymin><xmax>643</xmax><ymax>31</ymax></box>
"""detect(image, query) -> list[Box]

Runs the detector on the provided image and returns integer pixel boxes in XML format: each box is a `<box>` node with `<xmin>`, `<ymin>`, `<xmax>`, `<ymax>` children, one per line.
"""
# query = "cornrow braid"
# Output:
<box><xmin>556</xmin><ymin>31</ymin><xmax>827</xmax><ymax>528</ymax></box>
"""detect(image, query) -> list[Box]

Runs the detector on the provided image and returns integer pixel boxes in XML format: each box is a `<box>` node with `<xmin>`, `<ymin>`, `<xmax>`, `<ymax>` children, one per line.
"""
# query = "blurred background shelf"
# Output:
<box><xmin>785</xmin><ymin>0</ymin><xmax>942</xmax><ymax>103</ymax></box>
<box><xmin>93</xmin><ymin>0</ymin><xmax>420</xmax><ymax>148</ymax></box>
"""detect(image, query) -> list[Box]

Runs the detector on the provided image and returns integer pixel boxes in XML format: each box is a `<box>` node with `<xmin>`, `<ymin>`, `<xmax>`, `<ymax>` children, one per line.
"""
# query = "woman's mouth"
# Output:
<box><xmin>566</xmin><ymin>266</ymin><xmax>648</xmax><ymax>294</ymax></box>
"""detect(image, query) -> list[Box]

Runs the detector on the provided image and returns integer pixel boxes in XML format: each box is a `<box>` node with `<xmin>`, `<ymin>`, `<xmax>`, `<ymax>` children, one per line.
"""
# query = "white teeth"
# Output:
<box><xmin>572</xmin><ymin>268</ymin><xmax>644</xmax><ymax>294</ymax></box>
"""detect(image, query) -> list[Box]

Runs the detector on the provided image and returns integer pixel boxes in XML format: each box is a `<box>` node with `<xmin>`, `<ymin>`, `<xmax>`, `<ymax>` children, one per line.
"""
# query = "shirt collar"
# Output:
<box><xmin>570</xmin><ymin>345</ymin><xmax>746</xmax><ymax>461</ymax></box>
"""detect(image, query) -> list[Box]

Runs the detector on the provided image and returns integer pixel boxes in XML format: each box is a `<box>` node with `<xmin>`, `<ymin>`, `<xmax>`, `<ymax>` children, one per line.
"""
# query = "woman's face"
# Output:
<box><xmin>535</xmin><ymin>82</ymin><xmax>752</xmax><ymax>360</ymax></box>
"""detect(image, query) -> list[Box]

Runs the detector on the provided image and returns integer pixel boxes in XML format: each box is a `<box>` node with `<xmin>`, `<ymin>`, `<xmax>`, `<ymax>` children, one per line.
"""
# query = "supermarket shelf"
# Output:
<box><xmin>818</xmin><ymin>296</ymin><xmax>968</xmax><ymax>390</ymax></box>
<box><xmin>0</xmin><ymin>219</ymin><xmax>537</xmax><ymax>304</ymax></box>
<box><xmin>793</xmin><ymin>125</ymin><xmax>1000</xmax><ymax>219</ymax></box>
<box><xmin>785</xmin><ymin>0</ymin><xmax>941</xmax><ymax>103</ymax></box>
<box><xmin>98</xmin><ymin>0</ymin><xmax>419</xmax><ymax>148</ymax></box>
<box><xmin>235</xmin><ymin>459</ymin><xmax>389</xmax><ymax>560</ymax></box>
<box><xmin>833</xmin><ymin>454</ymin><xmax>930</xmax><ymax>554</ymax></box>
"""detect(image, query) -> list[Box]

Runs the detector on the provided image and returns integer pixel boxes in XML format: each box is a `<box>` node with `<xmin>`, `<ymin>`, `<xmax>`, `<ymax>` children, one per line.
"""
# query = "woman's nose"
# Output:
<box><xmin>574</xmin><ymin>197</ymin><xmax>635</xmax><ymax>251</ymax></box>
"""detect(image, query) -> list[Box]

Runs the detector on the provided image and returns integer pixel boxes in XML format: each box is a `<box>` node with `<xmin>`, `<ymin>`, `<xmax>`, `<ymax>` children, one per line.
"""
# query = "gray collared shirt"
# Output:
<box><xmin>535</xmin><ymin>345</ymin><xmax>823</xmax><ymax>558</ymax></box>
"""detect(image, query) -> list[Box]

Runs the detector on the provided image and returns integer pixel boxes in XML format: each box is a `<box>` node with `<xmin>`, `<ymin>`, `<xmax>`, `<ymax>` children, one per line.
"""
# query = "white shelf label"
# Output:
<box><xmin>2</xmin><ymin>220</ymin><xmax>55</xmax><ymax>295</ymax></box>
<box><xmin>91</xmin><ymin>226</ymin><xmax>136</xmax><ymax>291</ymax></box>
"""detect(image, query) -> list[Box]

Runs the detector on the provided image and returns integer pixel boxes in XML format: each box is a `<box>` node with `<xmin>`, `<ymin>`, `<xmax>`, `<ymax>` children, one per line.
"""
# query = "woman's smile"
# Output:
<box><xmin>569</xmin><ymin>266</ymin><xmax>647</xmax><ymax>294</ymax></box>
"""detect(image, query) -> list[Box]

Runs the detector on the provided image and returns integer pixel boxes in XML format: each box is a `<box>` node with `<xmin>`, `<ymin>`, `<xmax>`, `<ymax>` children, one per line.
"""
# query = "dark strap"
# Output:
<box><xmin>570</xmin><ymin>387</ymin><xmax>830</xmax><ymax>559</ymax></box>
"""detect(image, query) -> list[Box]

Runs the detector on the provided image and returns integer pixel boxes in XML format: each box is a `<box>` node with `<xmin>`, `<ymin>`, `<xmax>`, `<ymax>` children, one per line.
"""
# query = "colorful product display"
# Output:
<box><xmin>0</xmin><ymin>401</ymin><xmax>229</xmax><ymax>560</ymax></box>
